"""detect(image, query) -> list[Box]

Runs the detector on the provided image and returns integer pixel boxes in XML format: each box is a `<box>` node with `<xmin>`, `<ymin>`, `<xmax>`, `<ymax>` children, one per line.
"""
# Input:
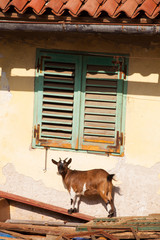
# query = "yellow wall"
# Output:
<box><xmin>0</xmin><ymin>32</ymin><xmax>160</xmax><ymax>219</ymax></box>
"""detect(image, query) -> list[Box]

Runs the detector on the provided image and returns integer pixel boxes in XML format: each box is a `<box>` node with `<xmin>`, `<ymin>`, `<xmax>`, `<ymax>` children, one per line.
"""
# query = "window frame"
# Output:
<box><xmin>33</xmin><ymin>49</ymin><xmax>128</xmax><ymax>156</ymax></box>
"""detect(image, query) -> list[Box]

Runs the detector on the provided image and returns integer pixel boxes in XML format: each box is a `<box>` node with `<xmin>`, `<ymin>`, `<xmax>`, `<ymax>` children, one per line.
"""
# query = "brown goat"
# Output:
<box><xmin>52</xmin><ymin>158</ymin><xmax>115</xmax><ymax>217</ymax></box>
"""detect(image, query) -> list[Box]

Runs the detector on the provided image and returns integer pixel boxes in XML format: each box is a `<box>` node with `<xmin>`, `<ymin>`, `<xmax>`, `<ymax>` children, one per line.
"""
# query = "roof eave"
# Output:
<box><xmin>0</xmin><ymin>21</ymin><xmax>160</xmax><ymax>34</ymax></box>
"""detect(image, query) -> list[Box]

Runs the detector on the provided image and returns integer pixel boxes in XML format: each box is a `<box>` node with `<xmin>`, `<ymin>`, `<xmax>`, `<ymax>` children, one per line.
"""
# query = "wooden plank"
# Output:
<box><xmin>43</xmin><ymin>107</ymin><xmax>73</xmax><ymax>112</ymax></box>
<box><xmin>84</xmin><ymin>128</ymin><xmax>114</xmax><ymax>136</ymax></box>
<box><xmin>44</xmin><ymin>62</ymin><xmax>75</xmax><ymax>69</ymax></box>
<box><xmin>42</xmin><ymin>118</ymin><xmax>72</xmax><ymax>124</ymax></box>
<box><xmin>0</xmin><ymin>222</ymin><xmax>76</xmax><ymax>236</ymax></box>
<box><xmin>0</xmin><ymin>198</ymin><xmax>10</xmax><ymax>222</ymax></box>
<box><xmin>85</xmin><ymin>114</ymin><xmax>115</xmax><ymax>121</ymax></box>
<box><xmin>43</xmin><ymin>97</ymin><xmax>73</xmax><ymax>104</ymax></box>
<box><xmin>43</xmin><ymin>92</ymin><xmax>74</xmax><ymax>98</ymax></box>
<box><xmin>86</xmin><ymin>86</ymin><xmax>117</xmax><ymax>93</ymax></box>
<box><xmin>84</xmin><ymin>121</ymin><xmax>115</xmax><ymax>128</ymax></box>
<box><xmin>42</xmin><ymin>111</ymin><xmax>73</xmax><ymax>117</ymax></box>
<box><xmin>7</xmin><ymin>219</ymin><xmax>81</xmax><ymax>227</ymax></box>
<box><xmin>0</xmin><ymin>191</ymin><xmax>94</xmax><ymax>222</ymax></box>
<box><xmin>113</xmin><ymin>231</ymin><xmax>160</xmax><ymax>239</ymax></box>
<box><xmin>41</xmin><ymin>131</ymin><xmax>71</xmax><ymax>138</ymax></box>
<box><xmin>85</xmin><ymin>100</ymin><xmax>116</xmax><ymax>107</ymax></box>
<box><xmin>87</xmin><ymin>79</ymin><xmax>117</xmax><ymax>86</ymax></box>
<box><xmin>63</xmin><ymin>230</ymin><xmax>119</xmax><ymax>240</ymax></box>
<box><xmin>77</xmin><ymin>217</ymin><xmax>160</xmax><ymax>232</ymax></box>
<box><xmin>42</xmin><ymin>124</ymin><xmax>72</xmax><ymax>131</ymax></box>
<box><xmin>149</xmin><ymin>214</ymin><xmax>160</xmax><ymax>218</ymax></box>
<box><xmin>85</xmin><ymin>93</ymin><xmax>117</xmax><ymax>101</ymax></box>
<box><xmin>85</xmin><ymin>107</ymin><xmax>116</xmax><ymax>114</ymax></box>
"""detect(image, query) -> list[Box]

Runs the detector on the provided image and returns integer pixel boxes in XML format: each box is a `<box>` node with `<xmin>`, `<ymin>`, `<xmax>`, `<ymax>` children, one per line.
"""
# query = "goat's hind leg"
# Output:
<box><xmin>107</xmin><ymin>191</ymin><xmax>115</xmax><ymax>218</ymax></box>
<box><xmin>100</xmin><ymin>192</ymin><xmax>115</xmax><ymax>218</ymax></box>
<box><xmin>107</xmin><ymin>199</ymin><xmax>115</xmax><ymax>218</ymax></box>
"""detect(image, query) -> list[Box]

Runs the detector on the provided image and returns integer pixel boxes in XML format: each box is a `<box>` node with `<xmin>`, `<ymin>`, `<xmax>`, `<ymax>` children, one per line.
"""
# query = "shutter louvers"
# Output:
<box><xmin>80</xmin><ymin>58</ymin><xmax>123</xmax><ymax>153</ymax></box>
<box><xmin>37</xmin><ymin>59</ymin><xmax>76</xmax><ymax>149</ymax></box>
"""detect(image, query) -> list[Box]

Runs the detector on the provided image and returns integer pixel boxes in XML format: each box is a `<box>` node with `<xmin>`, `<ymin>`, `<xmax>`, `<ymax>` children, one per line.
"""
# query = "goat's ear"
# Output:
<box><xmin>67</xmin><ymin>158</ymin><xmax>72</xmax><ymax>165</ymax></box>
<box><xmin>52</xmin><ymin>159</ymin><xmax>58</xmax><ymax>165</ymax></box>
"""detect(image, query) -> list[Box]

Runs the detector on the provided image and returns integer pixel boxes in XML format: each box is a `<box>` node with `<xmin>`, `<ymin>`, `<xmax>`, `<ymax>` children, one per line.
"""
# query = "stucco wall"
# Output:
<box><xmin>0</xmin><ymin>32</ymin><xmax>160</xmax><ymax>220</ymax></box>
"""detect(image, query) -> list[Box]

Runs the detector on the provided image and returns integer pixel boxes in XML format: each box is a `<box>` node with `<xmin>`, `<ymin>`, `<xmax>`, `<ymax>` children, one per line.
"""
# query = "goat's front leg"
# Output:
<box><xmin>68</xmin><ymin>188</ymin><xmax>78</xmax><ymax>214</ymax></box>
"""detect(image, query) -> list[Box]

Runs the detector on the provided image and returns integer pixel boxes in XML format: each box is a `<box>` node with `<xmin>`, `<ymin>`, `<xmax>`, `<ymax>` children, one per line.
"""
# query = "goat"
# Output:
<box><xmin>52</xmin><ymin>157</ymin><xmax>115</xmax><ymax>217</ymax></box>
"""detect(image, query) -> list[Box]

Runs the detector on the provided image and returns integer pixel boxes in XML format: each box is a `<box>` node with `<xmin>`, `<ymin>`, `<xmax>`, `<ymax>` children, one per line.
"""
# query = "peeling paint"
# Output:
<box><xmin>1</xmin><ymin>162</ymin><xmax>160</xmax><ymax>218</ymax></box>
<box><xmin>0</xmin><ymin>71</ymin><xmax>12</xmax><ymax>106</ymax></box>
<box><xmin>112</xmin><ymin>159</ymin><xmax>160</xmax><ymax>216</ymax></box>
<box><xmin>0</xmin><ymin>163</ymin><xmax>69</xmax><ymax>210</ymax></box>
<box><xmin>1</xmin><ymin>71</ymin><xmax>10</xmax><ymax>91</ymax></box>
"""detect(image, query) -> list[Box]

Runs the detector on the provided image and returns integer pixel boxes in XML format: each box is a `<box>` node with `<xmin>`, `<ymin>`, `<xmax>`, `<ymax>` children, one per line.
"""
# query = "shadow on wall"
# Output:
<box><xmin>1</xmin><ymin>163</ymin><xmax>121</xmax><ymax>218</ymax></box>
<box><xmin>0</xmin><ymin>32</ymin><xmax>160</xmax><ymax>97</ymax></box>
<box><xmin>79</xmin><ymin>185</ymin><xmax>121</xmax><ymax>217</ymax></box>
<box><xmin>2</xmin><ymin>161</ymin><xmax>160</xmax><ymax>217</ymax></box>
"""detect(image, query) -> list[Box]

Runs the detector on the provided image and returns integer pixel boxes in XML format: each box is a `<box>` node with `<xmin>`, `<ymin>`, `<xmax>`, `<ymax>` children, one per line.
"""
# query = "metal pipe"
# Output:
<box><xmin>0</xmin><ymin>22</ymin><xmax>160</xmax><ymax>34</ymax></box>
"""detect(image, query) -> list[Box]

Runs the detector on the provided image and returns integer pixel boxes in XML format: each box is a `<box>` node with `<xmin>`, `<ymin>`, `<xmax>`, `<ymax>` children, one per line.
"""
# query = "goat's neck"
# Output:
<box><xmin>61</xmin><ymin>168</ymin><xmax>71</xmax><ymax>180</ymax></box>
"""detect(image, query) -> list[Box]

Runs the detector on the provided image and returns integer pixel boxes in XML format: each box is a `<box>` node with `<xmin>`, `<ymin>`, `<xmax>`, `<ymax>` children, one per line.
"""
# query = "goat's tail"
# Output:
<box><xmin>107</xmin><ymin>174</ymin><xmax>115</xmax><ymax>182</ymax></box>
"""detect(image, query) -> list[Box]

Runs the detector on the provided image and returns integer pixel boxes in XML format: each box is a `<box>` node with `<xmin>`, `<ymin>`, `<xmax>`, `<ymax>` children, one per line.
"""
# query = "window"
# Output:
<box><xmin>33</xmin><ymin>49</ymin><xmax>128</xmax><ymax>155</ymax></box>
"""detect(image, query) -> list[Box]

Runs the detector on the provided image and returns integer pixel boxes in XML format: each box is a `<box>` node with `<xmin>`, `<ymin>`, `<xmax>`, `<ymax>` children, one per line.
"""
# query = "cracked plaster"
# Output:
<box><xmin>0</xmin><ymin>161</ymin><xmax>160</xmax><ymax>219</ymax></box>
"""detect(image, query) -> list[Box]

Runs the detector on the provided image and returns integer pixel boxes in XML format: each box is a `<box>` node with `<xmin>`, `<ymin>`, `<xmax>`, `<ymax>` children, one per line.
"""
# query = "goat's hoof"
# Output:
<box><xmin>68</xmin><ymin>208</ymin><xmax>78</xmax><ymax>214</ymax></box>
<box><xmin>68</xmin><ymin>208</ymin><xmax>73</xmax><ymax>214</ymax></box>
<box><xmin>108</xmin><ymin>211</ymin><xmax>114</xmax><ymax>218</ymax></box>
<box><xmin>72</xmin><ymin>208</ymin><xmax>78</xmax><ymax>213</ymax></box>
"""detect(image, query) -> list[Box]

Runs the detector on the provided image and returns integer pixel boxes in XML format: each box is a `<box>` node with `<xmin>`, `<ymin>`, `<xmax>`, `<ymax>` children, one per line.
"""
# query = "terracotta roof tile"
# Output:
<box><xmin>41</xmin><ymin>0</ymin><xmax>63</xmax><ymax>15</ymax></box>
<box><xmin>153</xmin><ymin>0</ymin><xmax>160</xmax><ymax>4</ymax></box>
<box><xmin>0</xmin><ymin>0</ymin><xmax>10</xmax><ymax>10</ymax></box>
<box><xmin>60</xmin><ymin>0</ymin><xmax>83</xmax><ymax>17</ymax></box>
<box><xmin>3</xmin><ymin>0</ymin><xmax>29</xmax><ymax>13</ymax></box>
<box><xmin>152</xmin><ymin>5</ymin><xmax>160</xmax><ymax>18</ymax></box>
<box><xmin>135</xmin><ymin>0</ymin><xmax>145</xmax><ymax>4</ymax></box>
<box><xmin>95</xmin><ymin>0</ymin><xmax>119</xmax><ymax>17</ymax></box>
<box><xmin>22</xmin><ymin>0</ymin><xmax>46</xmax><ymax>14</ymax></box>
<box><xmin>78</xmin><ymin>0</ymin><xmax>101</xmax><ymax>17</ymax></box>
<box><xmin>134</xmin><ymin>0</ymin><xmax>157</xmax><ymax>17</ymax></box>
<box><xmin>114</xmin><ymin>0</ymin><xmax>139</xmax><ymax>18</ymax></box>
<box><xmin>0</xmin><ymin>0</ymin><xmax>160</xmax><ymax>18</ymax></box>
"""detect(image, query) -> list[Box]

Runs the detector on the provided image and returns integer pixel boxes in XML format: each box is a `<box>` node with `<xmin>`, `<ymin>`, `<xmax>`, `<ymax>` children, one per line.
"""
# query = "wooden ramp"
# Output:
<box><xmin>0</xmin><ymin>190</ymin><xmax>94</xmax><ymax>222</ymax></box>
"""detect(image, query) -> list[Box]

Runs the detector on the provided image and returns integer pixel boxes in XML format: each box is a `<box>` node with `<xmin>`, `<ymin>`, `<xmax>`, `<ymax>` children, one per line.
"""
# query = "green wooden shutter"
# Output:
<box><xmin>79</xmin><ymin>56</ymin><xmax>124</xmax><ymax>154</ymax></box>
<box><xmin>33</xmin><ymin>50</ymin><xmax>126</xmax><ymax>155</ymax></box>
<box><xmin>34</xmin><ymin>52</ymin><xmax>81</xmax><ymax>149</ymax></box>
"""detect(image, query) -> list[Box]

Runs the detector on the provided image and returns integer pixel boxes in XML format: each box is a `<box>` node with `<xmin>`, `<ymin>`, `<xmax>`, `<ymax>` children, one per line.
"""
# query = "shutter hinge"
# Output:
<box><xmin>34</xmin><ymin>124</ymin><xmax>49</xmax><ymax>146</ymax></box>
<box><xmin>117</xmin><ymin>131</ymin><xmax>123</xmax><ymax>146</ymax></box>
<box><xmin>112</xmin><ymin>56</ymin><xmax>121</xmax><ymax>65</ymax></box>
<box><xmin>124</xmin><ymin>64</ymin><xmax>127</xmax><ymax>80</ymax></box>
<box><xmin>36</xmin><ymin>58</ymin><xmax>40</xmax><ymax>72</ymax></box>
<box><xmin>106</xmin><ymin>131</ymin><xmax>123</xmax><ymax>154</ymax></box>
<box><xmin>37</xmin><ymin>56</ymin><xmax>51</xmax><ymax>73</ymax></box>
<box><xmin>34</xmin><ymin>124</ymin><xmax>40</xmax><ymax>144</ymax></box>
